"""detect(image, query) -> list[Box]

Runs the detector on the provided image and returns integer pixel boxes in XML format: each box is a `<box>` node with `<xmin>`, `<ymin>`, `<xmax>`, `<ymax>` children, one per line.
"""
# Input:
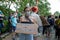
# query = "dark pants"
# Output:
<box><xmin>0</xmin><ymin>23</ymin><xmax>3</xmax><ymax>28</ymax></box>
<box><xmin>8</xmin><ymin>22</ymin><xmax>16</xmax><ymax>32</ymax></box>
<box><xmin>17</xmin><ymin>16</ymin><xmax>21</xmax><ymax>23</ymax></box>
<box><xmin>12</xmin><ymin>26</ymin><xmax>16</xmax><ymax>32</ymax></box>
<box><xmin>0</xmin><ymin>22</ymin><xmax>3</xmax><ymax>35</ymax></box>
<box><xmin>57</xmin><ymin>28</ymin><xmax>60</xmax><ymax>39</ymax></box>
<box><xmin>9</xmin><ymin>25</ymin><xmax>16</xmax><ymax>33</ymax></box>
<box><xmin>55</xmin><ymin>25</ymin><xmax>60</xmax><ymax>40</ymax></box>
<box><xmin>43</xmin><ymin>25</ymin><xmax>50</xmax><ymax>35</ymax></box>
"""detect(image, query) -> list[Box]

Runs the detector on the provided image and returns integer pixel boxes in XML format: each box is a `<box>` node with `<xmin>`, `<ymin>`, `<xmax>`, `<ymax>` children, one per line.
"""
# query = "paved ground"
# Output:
<box><xmin>2</xmin><ymin>33</ymin><xmax>56</xmax><ymax>40</ymax></box>
<box><xmin>2</xmin><ymin>27</ymin><xmax>57</xmax><ymax>40</ymax></box>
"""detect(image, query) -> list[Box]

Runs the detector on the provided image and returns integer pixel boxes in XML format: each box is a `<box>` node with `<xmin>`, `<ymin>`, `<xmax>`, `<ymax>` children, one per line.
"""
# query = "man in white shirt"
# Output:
<box><xmin>31</xmin><ymin>12</ymin><xmax>42</xmax><ymax>27</ymax></box>
<box><xmin>31</xmin><ymin>6</ymin><xmax>43</xmax><ymax>28</ymax></box>
<box><xmin>30</xmin><ymin>6</ymin><xmax>43</xmax><ymax>40</ymax></box>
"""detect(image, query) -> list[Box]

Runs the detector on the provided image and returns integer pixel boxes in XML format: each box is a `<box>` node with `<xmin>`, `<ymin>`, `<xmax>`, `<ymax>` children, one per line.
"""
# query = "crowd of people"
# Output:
<box><xmin>0</xmin><ymin>5</ymin><xmax>60</xmax><ymax>40</ymax></box>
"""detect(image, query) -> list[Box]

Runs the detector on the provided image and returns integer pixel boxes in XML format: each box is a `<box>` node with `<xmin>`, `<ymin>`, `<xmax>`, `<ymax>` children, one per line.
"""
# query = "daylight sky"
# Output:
<box><xmin>48</xmin><ymin>0</ymin><xmax>60</xmax><ymax>14</ymax></box>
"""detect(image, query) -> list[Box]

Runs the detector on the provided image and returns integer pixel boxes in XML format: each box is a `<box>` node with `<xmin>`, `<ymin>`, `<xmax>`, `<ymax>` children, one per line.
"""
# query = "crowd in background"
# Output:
<box><xmin>0</xmin><ymin>6</ymin><xmax>60</xmax><ymax>40</ymax></box>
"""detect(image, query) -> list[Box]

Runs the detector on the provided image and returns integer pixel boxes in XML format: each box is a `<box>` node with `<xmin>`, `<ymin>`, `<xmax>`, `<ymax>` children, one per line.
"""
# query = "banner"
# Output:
<box><xmin>15</xmin><ymin>23</ymin><xmax>38</xmax><ymax>34</ymax></box>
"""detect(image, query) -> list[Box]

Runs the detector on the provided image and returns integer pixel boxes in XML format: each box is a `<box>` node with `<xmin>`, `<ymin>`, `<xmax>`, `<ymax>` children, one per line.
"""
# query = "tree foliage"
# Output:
<box><xmin>38</xmin><ymin>0</ymin><xmax>51</xmax><ymax>16</ymax></box>
<box><xmin>54</xmin><ymin>11</ymin><xmax>60</xmax><ymax>16</ymax></box>
<box><xmin>18</xmin><ymin>0</ymin><xmax>51</xmax><ymax>16</ymax></box>
<box><xmin>0</xmin><ymin>0</ymin><xmax>51</xmax><ymax>33</ymax></box>
<box><xmin>0</xmin><ymin>6</ymin><xmax>14</xmax><ymax>16</ymax></box>
<box><xmin>0</xmin><ymin>0</ymin><xmax>51</xmax><ymax>16</ymax></box>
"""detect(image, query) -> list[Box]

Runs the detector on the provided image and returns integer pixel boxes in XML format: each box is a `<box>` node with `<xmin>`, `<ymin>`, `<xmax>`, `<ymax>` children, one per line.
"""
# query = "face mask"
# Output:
<box><xmin>26</xmin><ymin>11</ymin><xmax>31</xmax><ymax>16</ymax></box>
<box><xmin>26</xmin><ymin>11</ymin><xmax>30</xmax><ymax>13</ymax></box>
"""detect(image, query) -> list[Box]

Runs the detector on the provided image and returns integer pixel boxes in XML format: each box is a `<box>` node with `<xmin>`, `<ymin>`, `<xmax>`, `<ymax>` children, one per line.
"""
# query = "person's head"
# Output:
<box><xmin>13</xmin><ymin>13</ymin><xmax>16</xmax><ymax>18</ymax></box>
<box><xmin>10</xmin><ymin>12</ymin><xmax>13</xmax><ymax>16</ymax></box>
<box><xmin>55</xmin><ymin>16</ymin><xmax>58</xmax><ymax>19</ymax></box>
<box><xmin>40</xmin><ymin>16</ymin><xmax>45</xmax><ymax>19</ymax></box>
<box><xmin>24</xmin><ymin>7</ymin><xmax>31</xmax><ymax>18</ymax></box>
<box><xmin>31</xmin><ymin>6</ymin><xmax>38</xmax><ymax>13</ymax></box>
<box><xmin>50</xmin><ymin>15</ymin><xmax>54</xmax><ymax>18</ymax></box>
<box><xmin>48</xmin><ymin>15</ymin><xmax>51</xmax><ymax>18</ymax></box>
<box><xmin>24</xmin><ymin>7</ymin><xmax>30</xmax><ymax>11</ymax></box>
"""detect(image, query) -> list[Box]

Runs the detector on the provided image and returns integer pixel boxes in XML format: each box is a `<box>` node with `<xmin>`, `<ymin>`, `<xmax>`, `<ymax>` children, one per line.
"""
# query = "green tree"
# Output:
<box><xmin>0</xmin><ymin>0</ymin><xmax>51</xmax><ymax>16</ymax></box>
<box><xmin>18</xmin><ymin>0</ymin><xmax>51</xmax><ymax>16</ymax></box>
<box><xmin>54</xmin><ymin>11</ymin><xmax>60</xmax><ymax>16</ymax></box>
<box><xmin>38</xmin><ymin>0</ymin><xmax>51</xmax><ymax>16</ymax></box>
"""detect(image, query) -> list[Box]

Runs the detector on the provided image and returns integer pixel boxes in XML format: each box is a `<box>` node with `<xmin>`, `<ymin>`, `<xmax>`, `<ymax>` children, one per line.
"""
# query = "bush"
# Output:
<box><xmin>1</xmin><ymin>20</ymin><xmax>8</xmax><ymax>33</ymax></box>
<box><xmin>0</xmin><ymin>6</ymin><xmax>13</xmax><ymax>33</ymax></box>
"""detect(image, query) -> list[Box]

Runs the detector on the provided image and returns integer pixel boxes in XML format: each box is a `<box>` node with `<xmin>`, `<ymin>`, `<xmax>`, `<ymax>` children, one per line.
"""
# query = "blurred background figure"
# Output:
<box><xmin>40</xmin><ymin>16</ymin><xmax>50</xmax><ymax>37</ymax></box>
<box><xmin>8</xmin><ymin>13</ymin><xmax>13</xmax><ymax>33</ymax></box>
<box><xmin>54</xmin><ymin>16</ymin><xmax>58</xmax><ymax>38</ymax></box>
<box><xmin>47</xmin><ymin>15</ymin><xmax>54</xmax><ymax>36</ymax></box>
<box><xmin>30</xmin><ymin>6</ymin><xmax>43</xmax><ymax>40</ymax></box>
<box><xmin>10</xmin><ymin>12</ymin><xmax>17</xmax><ymax>40</ymax></box>
<box><xmin>19</xmin><ymin>6</ymin><xmax>34</xmax><ymax>40</ymax></box>
<box><xmin>0</xmin><ymin>10</ymin><xmax>4</xmax><ymax>36</ymax></box>
<box><xmin>55</xmin><ymin>15</ymin><xmax>60</xmax><ymax>40</ymax></box>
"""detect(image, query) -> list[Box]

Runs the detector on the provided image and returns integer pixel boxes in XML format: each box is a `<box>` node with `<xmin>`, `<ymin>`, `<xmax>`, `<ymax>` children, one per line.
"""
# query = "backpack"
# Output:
<box><xmin>47</xmin><ymin>18</ymin><xmax>54</xmax><ymax>25</ymax></box>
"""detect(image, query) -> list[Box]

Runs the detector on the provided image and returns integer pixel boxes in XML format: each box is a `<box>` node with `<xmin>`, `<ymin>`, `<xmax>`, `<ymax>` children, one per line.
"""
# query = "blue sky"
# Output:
<box><xmin>48</xmin><ymin>0</ymin><xmax>60</xmax><ymax>14</ymax></box>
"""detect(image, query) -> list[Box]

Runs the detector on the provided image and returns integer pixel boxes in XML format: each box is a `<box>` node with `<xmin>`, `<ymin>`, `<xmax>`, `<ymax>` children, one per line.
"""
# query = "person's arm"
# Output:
<box><xmin>36</xmin><ymin>15</ymin><xmax>43</xmax><ymax>27</ymax></box>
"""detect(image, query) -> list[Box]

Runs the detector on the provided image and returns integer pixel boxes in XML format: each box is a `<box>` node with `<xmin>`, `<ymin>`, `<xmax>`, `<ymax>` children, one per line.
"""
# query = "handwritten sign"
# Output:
<box><xmin>15</xmin><ymin>23</ymin><xmax>38</xmax><ymax>34</ymax></box>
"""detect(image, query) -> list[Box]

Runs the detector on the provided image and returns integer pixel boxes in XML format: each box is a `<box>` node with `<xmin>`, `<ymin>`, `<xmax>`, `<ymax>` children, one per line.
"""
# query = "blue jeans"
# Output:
<box><xmin>0</xmin><ymin>23</ymin><xmax>3</xmax><ymax>33</ymax></box>
<box><xmin>0</xmin><ymin>23</ymin><xmax>3</xmax><ymax>28</ymax></box>
<box><xmin>19</xmin><ymin>34</ymin><xmax>33</xmax><ymax>40</ymax></box>
<box><xmin>12</xmin><ymin>26</ymin><xmax>16</xmax><ymax>32</ymax></box>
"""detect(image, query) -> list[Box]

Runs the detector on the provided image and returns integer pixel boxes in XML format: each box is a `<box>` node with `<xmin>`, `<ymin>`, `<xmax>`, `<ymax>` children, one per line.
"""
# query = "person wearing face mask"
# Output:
<box><xmin>17</xmin><ymin>7</ymin><xmax>34</xmax><ymax>40</ymax></box>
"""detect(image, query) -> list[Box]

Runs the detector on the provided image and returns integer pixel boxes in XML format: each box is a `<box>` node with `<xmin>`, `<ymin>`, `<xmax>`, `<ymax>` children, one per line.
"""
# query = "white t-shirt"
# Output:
<box><xmin>31</xmin><ymin>12</ymin><xmax>43</xmax><ymax>26</ymax></box>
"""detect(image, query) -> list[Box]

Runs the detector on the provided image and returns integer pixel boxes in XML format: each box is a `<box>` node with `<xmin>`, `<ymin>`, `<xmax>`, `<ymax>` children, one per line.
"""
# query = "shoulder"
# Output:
<box><xmin>29</xmin><ymin>16</ymin><xmax>33</xmax><ymax>19</ymax></box>
<box><xmin>29</xmin><ymin>16</ymin><xmax>37</xmax><ymax>23</ymax></box>
<box><xmin>31</xmin><ymin>13</ymin><xmax>39</xmax><ymax>18</ymax></box>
